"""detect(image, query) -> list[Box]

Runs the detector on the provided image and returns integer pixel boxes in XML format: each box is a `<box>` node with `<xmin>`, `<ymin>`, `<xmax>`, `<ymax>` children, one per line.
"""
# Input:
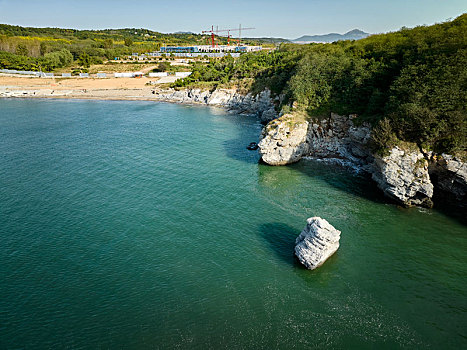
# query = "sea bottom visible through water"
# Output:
<box><xmin>1</xmin><ymin>99</ymin><xmax>466</xmax><ymax>349</ymax></box>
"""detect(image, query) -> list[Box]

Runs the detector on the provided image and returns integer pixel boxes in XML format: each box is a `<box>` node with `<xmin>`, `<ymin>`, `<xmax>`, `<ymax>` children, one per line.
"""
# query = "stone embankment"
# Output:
<box><xmin>258</xmin><ymin>112</ymin><xmax>466</xmax><ymax>208</ymax></box>
<box><xmin>153</xmin><ymin>88</ymin><xmax>277</xmax><ymax>123</ymax></box>
<box><xmin>295</xmin><ymin>217</ymin><xmax>341</xmax><ymax>270</ymax></box>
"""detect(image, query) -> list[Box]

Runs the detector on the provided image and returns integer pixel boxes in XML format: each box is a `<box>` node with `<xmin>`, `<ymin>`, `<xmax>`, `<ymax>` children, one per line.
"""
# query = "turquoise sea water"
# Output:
<box><xmin>0</xmin><ymin>99</ymin><xmax>466</xmax><ymax>349</ymax></box>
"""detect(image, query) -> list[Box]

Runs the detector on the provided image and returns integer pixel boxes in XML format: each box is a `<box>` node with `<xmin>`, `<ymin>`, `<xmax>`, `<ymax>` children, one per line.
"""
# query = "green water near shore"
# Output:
<box><xmin>1</xmin><ymin>99</ymin><xmax>466</xmax><ymax>349</ymax></box>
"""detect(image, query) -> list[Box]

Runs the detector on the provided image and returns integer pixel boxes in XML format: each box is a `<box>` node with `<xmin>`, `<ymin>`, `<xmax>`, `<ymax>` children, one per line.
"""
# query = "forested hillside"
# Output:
<box><xmin>0</xmin><ymin>24</ymin><xmax>266</xmax><ymax>71</ymax></box>
<box><xmin>175</xmin><ymin>14</ymin><xmax>466</xmax><ymax>156</ymax></box>
<box><xmin>0</xmin><ymin>25</ymin><xmax>206</xmax><ymax>71</ymax></box>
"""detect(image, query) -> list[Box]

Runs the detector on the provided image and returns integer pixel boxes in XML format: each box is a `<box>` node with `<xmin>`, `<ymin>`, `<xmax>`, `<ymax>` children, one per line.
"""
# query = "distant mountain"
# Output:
<box><xmin>244</xmin><ymin>37</ymin><xmax>291</xmax><ymax>44</ymax></box>
<box><xmin>173</xmin><ymin>31</ymin><xmax>194</xmax><ymax>35</ymax></box>
<box><xmin>293</xmin><ymin>29</ymin><xmax>369</xmax><ymax>43</ymax></box>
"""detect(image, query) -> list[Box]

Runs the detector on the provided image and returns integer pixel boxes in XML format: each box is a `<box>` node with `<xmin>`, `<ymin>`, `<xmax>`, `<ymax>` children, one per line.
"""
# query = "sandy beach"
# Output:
<box><xmin>0</xmin><ymin>75</ymin><xmax>179</xmax><ymax>101</ymax></box>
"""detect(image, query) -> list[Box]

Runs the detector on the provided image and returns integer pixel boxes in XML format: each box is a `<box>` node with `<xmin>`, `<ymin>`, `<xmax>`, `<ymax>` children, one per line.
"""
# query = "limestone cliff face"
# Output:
<box><xmin>428</xmin><ymin>154</ymin><xmax>467</xmax><ymax>206</ymax></box>
<box><xmin>258</xmin><ymin>113</ymin><xmax>372</xmax><ymax>167</ymax></box>
<box><xmin>257</xmin><ymin>114</ymin><xmax>309</xmax><ymax>165</ymax></box>
<box><xmin>306</xmin><ymin>113</ymin><xmax>372</xmax><ymax>166</ymax></box>
<box><xmin>154</xmin><ymin>88</ymin><xmax>277</xmax><ymax>123</ymax></box>
<box><xmin>156</xmin><ymin>87</ymin><xmax>466</xmax><ymax>209</ymax></box>
<box><xmin>257</xmin><ymin>112</ymin><xmax>467</xmax><ymax>208</ymax></box>
<box><xmin>372</xmin><ymin>146</ymin><xmax>434</xmax><ymax>208</ymax></box>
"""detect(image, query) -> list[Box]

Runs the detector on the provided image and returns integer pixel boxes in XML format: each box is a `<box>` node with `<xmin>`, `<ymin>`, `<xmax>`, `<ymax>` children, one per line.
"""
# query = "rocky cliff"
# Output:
<box><xmin>257</xmin><ymin>114</ymin><xmax>309</xmax><ymax>165</ymax></box>
<box><xmin>259</xmin><ymin>113</ymin><xmax>373</xmax><ymax>167</ymax></box>
<box><xmin>428</xmin><ymin>153</ymin><xmax>467</xmax><ymax>207</ymax></box>
<box><xmin>258</xmin><ymin>112</ymin><xmax>466</xmax><ymax>208</ymax></box>
<box><xmin>305</xmin><ymin>113</ymin><xmax>373</xmax><ymax>167</ymax></box>
<box><xmin>372</xmin><ymin>146</ymin><xmax>434</xmax><ymax>208</ymax></box>
<box><xmin>153</xmin><ymin>88</ymin><xmax>277</xmax><ymax>123</ymax></box>
<box><xmin>154</xmin><ymin>87</ymin><xmax>465</xmax><ymax>209</ymax></box>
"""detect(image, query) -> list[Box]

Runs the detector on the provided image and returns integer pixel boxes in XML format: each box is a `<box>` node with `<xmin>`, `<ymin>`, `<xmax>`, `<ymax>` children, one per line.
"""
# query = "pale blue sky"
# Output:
<box><xmin>0</xmin><ymin>0</ymin><xmax>465</xmax><ymax>39</ymax></box>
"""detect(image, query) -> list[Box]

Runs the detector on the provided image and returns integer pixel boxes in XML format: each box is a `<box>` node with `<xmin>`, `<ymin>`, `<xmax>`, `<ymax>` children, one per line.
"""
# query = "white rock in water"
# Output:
<box><xmin>294</xmin><ymin>217</ymin><xmax>341</xmax><ymax>270</ymax></box>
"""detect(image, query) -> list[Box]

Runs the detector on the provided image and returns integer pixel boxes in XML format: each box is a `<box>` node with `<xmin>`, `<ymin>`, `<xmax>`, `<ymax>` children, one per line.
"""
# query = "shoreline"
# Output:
<box><xmin>3</xmin><ymin>86</ymin><xmax>466</xmax><ymax>211</ymax></box>
<box><xmin>0</xmin><ymin>87</ymin><xmax>222</xmax><ymax>108</ymax></box>
<box><xmin>0</xmin><ymin>91</ymin><xmax>245</xmax><ymax>115</ymax></box>
<box><xmin>0</xmin><ymin>95</ymin><xmax>233</xmax><ymax>115</ymax></box>
<box><xmin>0</xmin><ymin>76</ymin><xmax>278</xmax><ymax>121</ymax></box>
<box><xmin>0</xmin><ymin>75</ymin><xmax>186</xmax><ymax>103</ymax></box>
<box><xmin>1</xmin><ymin>93</ymin><xmax>194</xmax><ymax>103</ymax></box>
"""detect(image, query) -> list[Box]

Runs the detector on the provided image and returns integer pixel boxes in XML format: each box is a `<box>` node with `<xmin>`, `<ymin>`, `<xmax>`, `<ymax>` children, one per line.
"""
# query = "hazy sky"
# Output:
<box><xmin>0</xmin><ymin>0</ymin><xmax>465</xmax><ymax>38</ymax></box>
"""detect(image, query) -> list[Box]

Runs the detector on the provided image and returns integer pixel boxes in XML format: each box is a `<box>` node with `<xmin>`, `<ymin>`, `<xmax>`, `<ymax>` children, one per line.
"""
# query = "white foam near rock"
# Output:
<box><xmin>294</xmin><ymin>217</ymin><xmax>341</xmax><ymax>270</ymax></box>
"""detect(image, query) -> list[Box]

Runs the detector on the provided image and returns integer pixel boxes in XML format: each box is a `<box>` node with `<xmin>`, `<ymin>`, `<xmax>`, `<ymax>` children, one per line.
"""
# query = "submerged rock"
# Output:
<box><xmin>247</xmin><ymin>142</ymin><xmax>259</xmax><ymax>150</ymax></box>
<box><xmin>372</xmin><ymin>145</ymin><xmax>434</xmax><ymax>208</ymax></box>
<box><xmin>294</xmin><ymin>217</ymin><xmax>341</xmax><ymax>270</ymax></box>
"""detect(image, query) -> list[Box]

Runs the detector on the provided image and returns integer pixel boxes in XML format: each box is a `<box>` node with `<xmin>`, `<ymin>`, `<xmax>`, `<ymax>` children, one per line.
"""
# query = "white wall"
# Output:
<box><xmin>114</xmin><ymin>72</ymin><xmax>135</xmax><ymax>78</ymax></box>
<box><xmin>148</xmin><ymin>72</ymin><xmax>168</xmax><ymax>77</ymax></box>
<box><xmin>175</xmin><ymin>72</ymin><xmax>192</xmax><ymax>77</ymax></box>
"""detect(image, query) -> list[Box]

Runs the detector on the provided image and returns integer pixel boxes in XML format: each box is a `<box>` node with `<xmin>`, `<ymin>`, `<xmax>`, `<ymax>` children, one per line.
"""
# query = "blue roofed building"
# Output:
<box><xmin>160</xmin><ymin>46</ymin><xmax>199</xmax><ymax>53</ymax></box>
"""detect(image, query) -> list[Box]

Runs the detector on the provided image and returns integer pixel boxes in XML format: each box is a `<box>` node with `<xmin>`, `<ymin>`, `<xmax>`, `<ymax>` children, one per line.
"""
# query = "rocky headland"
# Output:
<box><xmin>153</xmin><ymin>88</ymin><xmax>278</xmax><ymax>123</ymax></box>
<box><xmin>155</xmin><ymin>87</ymin><xmax>465</xmax><ymax>209</ymax></box>
<box><xmin>258</xmin><ymin>112</ymin><xmax>373</xmax><ymax>167</ymax></box>
<box><xmin>258</xmin><ymin>112</ymin><xmax>466</xmax><ymax>209</ymax></box>
<box><xmin>372</xmin><ymin>145</ymin><xmax>434</xmax><ymax>208</ymax></box>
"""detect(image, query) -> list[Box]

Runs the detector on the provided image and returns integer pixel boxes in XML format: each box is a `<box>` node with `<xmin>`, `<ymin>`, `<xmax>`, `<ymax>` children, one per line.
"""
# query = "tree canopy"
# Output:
<box><xmin>175</xmin><ymin>14</ymin><xmax>466</xmax><ymax>155</ymax></box>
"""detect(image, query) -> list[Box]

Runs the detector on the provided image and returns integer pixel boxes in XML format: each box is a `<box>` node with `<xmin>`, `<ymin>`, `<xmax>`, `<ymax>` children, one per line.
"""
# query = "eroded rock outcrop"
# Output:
<box><xmin>156</xmin><ymin>88</ymin><xmax>466</xmax><ymax>209</ymax></box>
<box><xmin>257</xmin><ymin>114</ymin><xmax>309</xmax><ymax>165</ymax></box>
<box><xmin>258</xmin><ymin>112</ymin><xmax>450</xmax><ymax>208</ymax></box>
<box><xmin>295</xmin><ymin>217</ymin><xmax>341</xmax><ymax>270</ymax></box>
<box><xmin>372</xmin><ymin>145</ymin><xmax>434</xmax><ymax>208</ymax></box>
<box><xmin>258</xmin><ymin>112</ymin><xmax>372</xmax><ymax>167</ymax></box>
<box><xmin>306</xmin><ymin>113</ymin><xmax>372</xmax><ymax>165</ymax></box>
<box><xmin>428</xmin><ymin>153</ymin><xmax>467</xmax><ymax>206</ymax></box>
<box><xmin>153</xmin><ymin>88</ymin><xmax>277</xmax><ymax>123</ymax></box>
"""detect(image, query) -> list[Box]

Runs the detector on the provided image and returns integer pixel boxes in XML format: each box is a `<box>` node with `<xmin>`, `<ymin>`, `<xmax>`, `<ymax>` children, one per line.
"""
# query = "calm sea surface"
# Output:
<box><xmin>1</xmin><ymin>99</ymin><xmax>466</xmax><ymax>349</ymax></box>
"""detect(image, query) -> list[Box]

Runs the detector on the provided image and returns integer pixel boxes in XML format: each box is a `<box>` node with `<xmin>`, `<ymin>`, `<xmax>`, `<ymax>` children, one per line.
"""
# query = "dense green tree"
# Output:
<box><xmin>15</xmin><ymin>43</ymin><xmax>28</xmax><ymax>56</ymax></box>
<box><xmin>39</xmin><ymin>42</ymin><xmax>48</xmax><ymax>55</ymax></box>
<box><xmin>124</xmin><ymin>37</ymin><xmax>133</xmax><ymax>47</ymax></box>
<box><xmin>153</xmin><ymin>61</ymin><xmax>170</xmax><ymax>72</ymax></box>
<box><xmin>77</xmin><ymin>52</ymin><xmax>91</xmax><ymax>68</ymax></box>
<box><xmin>103</xmin><ymin>38</ymin><xmax>113</xmax><ymax>49</ymax></box>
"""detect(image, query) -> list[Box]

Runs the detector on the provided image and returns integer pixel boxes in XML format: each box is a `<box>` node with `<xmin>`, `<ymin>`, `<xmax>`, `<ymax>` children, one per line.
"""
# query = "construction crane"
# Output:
<box><xmin>202</xmin><ymin>25</ymin><xmax>255</xmax><ymax>48</ymax></box>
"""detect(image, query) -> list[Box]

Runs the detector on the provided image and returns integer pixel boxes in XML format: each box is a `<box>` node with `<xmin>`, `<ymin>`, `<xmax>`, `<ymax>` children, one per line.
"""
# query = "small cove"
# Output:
<box><xmin>1</xmin><ymin>98</ymin><xmax>466</xmax><ymax>348</ymax></box>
